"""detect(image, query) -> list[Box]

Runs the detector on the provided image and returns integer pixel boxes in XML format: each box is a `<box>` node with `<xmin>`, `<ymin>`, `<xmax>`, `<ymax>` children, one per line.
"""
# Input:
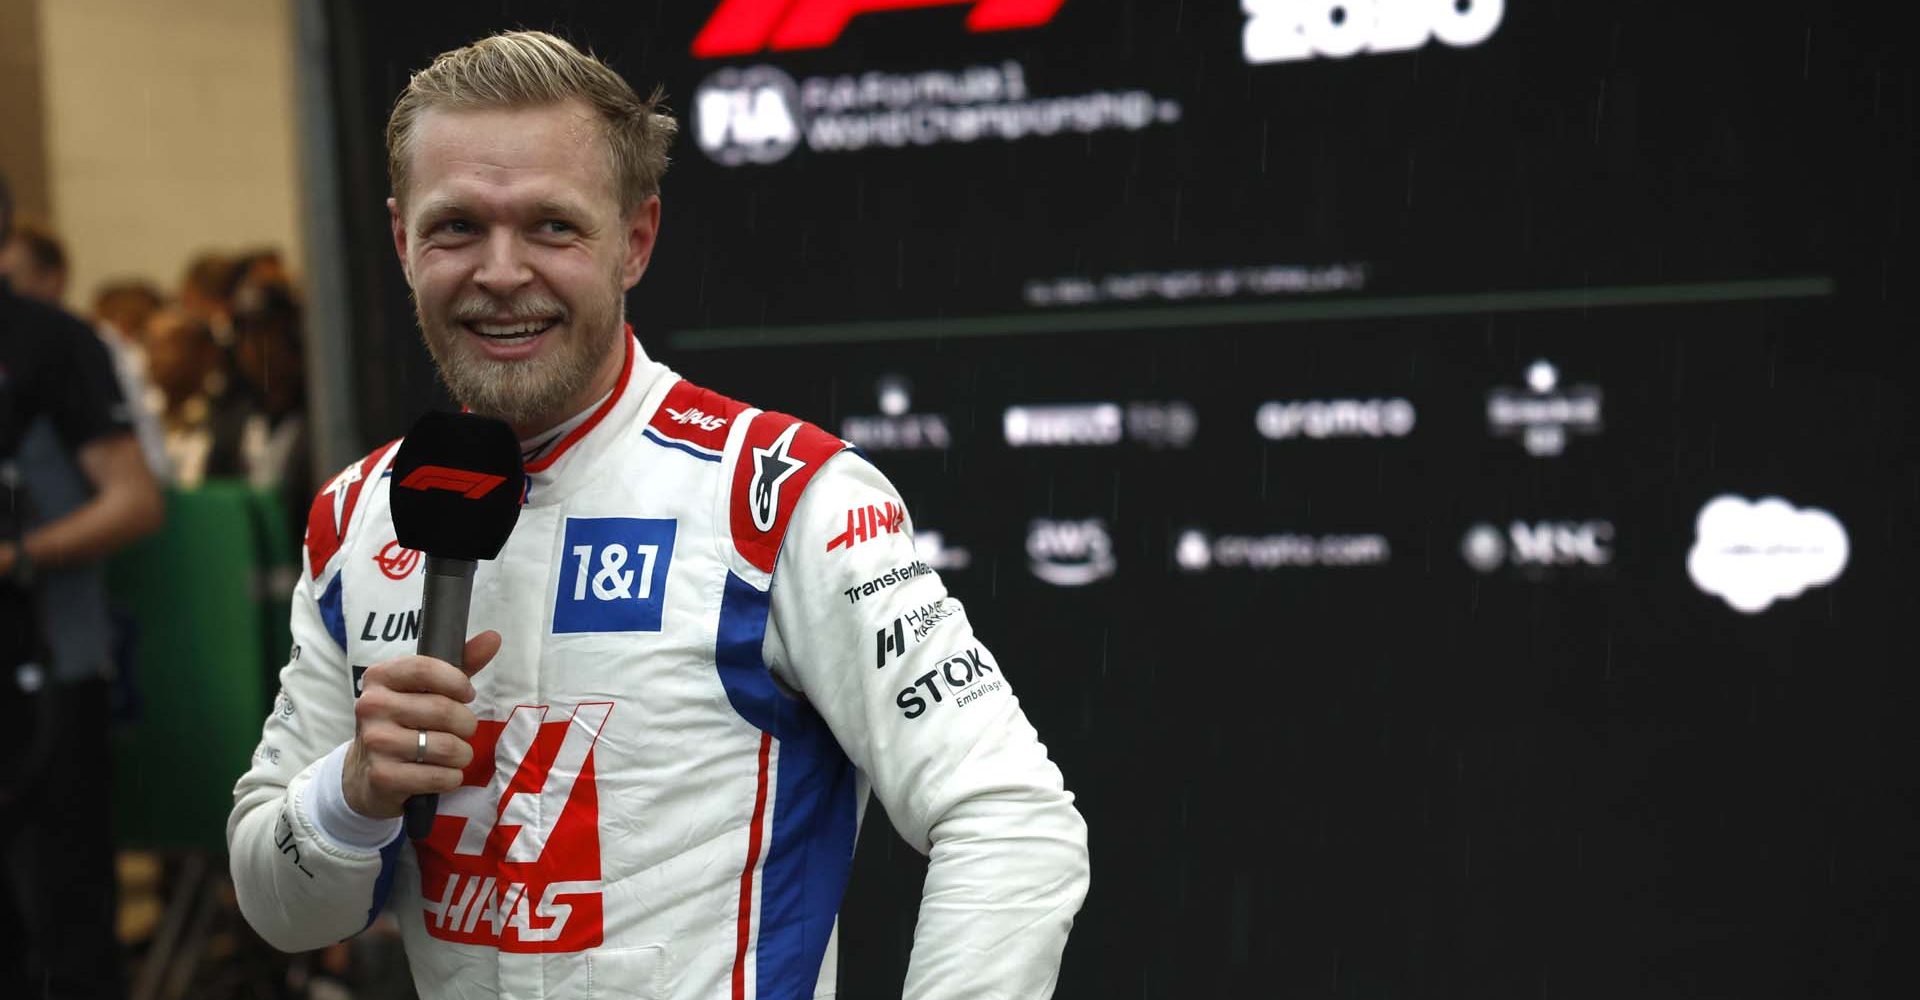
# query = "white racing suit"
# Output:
<box><xmin>227</xmin><ymin>335</ymin><xmax>1089</xmax><ymax>998</ymax></box>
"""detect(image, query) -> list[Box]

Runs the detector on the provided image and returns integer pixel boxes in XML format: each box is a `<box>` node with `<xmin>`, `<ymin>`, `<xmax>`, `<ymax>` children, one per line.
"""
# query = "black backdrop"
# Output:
<box><xmin>320</xmin><ymin>1</ymin><xmax>1918</xmax><ymax>996</ymax></box>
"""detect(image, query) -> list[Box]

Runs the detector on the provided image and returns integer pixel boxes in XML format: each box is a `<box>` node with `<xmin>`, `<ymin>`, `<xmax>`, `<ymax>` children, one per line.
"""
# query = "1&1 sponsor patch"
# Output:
<box><xmin>553</xmin><ymin>518</ymin><xmax>677</xmax><ymax>634</ymax></box>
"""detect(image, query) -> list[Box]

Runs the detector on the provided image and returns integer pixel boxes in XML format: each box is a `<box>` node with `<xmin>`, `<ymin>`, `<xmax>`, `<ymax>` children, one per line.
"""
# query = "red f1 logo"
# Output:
<box><xmin>398</xmin><ymin>466</ymin><xmax>507</xmax><ymax>499</ymax></box>
<box><xmin>693</xmin><ymin>0</ymin><xmax>1067</xmax><ymax>58</ymax></box>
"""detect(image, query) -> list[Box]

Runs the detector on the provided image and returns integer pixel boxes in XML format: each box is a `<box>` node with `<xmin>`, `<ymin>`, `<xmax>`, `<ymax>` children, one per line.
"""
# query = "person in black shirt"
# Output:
<box><xmin>0</xmin><ymin>171</ymin><xmax>164</xmax><ymax>998</ymax></box>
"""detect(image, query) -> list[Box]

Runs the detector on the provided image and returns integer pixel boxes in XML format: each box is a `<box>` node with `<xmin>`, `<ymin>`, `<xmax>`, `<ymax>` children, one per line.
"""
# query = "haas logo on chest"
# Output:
<box><xmin>417</xmin><ymin>702</ymin><xmax>612</xmax><ymax>952</ymax></box>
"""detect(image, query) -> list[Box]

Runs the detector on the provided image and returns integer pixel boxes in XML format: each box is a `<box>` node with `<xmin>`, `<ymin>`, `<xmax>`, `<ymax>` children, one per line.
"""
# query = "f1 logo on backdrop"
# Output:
<box><xmin>694</xmin><ymin>0</ymin><xmax>1068</xmax><ymax>57</ymax></box>
<box><xmin>553</xmin><ymin>518</ymin><xmax>677</xmax><ymax>634</ymax></box>
<box><xmin>418</xmin><ymin>703</ymin><xmax>612</xmax><ymax>952</ymax></box>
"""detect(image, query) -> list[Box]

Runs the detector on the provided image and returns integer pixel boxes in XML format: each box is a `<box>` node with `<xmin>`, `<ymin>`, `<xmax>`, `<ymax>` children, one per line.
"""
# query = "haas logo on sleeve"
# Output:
<box><xmin>416</xmin><ymin>703</ymin><xmax>612</xmax><ymax>952</ymax></box>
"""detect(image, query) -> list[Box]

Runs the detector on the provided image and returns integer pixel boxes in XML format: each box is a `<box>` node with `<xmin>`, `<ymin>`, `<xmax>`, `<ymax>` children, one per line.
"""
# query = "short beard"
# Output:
<box><xmin>414</xmin><ymin>267</ymin><xmax>624</xmax><ymax>429</ymax></box>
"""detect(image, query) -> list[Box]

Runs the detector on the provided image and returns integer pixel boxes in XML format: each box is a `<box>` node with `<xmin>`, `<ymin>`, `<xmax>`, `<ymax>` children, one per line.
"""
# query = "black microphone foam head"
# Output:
<box><xmin>390</xmin><ymin>411</ymin><xmax>525</xmax><ymax>561</ymax></box>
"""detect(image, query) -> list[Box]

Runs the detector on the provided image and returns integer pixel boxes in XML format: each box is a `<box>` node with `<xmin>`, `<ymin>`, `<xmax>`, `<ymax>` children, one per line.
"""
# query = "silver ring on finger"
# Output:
<box><xmin>415</xmin><ymin>729</ymin><xmax>429</xmax><ymax>764</ymax></box>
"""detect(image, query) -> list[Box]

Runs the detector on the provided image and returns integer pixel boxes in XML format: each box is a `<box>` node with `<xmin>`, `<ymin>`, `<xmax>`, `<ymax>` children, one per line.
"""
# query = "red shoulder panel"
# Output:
<box><xmin>729</xmin><ymin>412</ymin><xmax>846</xmax><ymax>574</ymax></box>
<box><xmin>647</xmin><ymin>379</ymin><xmax>750</xmax><ymax>457</ymax></box>
<box><xmin>304</xmin><ymin>439</ymin><xmax>401</xmax><ymax>579</ymax></box>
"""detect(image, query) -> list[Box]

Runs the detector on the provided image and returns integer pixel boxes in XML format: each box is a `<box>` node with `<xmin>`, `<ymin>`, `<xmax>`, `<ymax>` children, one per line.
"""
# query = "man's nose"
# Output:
<box><xmin>472</xmin><ymin>228</ymin><xmax>533</xmax><ymax>296</ymax></box>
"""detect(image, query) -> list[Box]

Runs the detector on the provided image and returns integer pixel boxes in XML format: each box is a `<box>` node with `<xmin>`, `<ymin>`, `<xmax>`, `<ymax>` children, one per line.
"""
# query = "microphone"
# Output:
<box><xmin>389</xmin><ymin>411</ymin><xmax>525</xmax><ymax>840</ymax></box>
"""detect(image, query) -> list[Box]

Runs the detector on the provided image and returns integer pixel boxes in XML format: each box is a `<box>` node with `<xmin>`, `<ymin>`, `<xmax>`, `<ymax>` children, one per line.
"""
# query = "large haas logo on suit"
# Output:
<box><xmin>415</xmin><ymin>703</ymin><xmax>613</xmax><ymax>952</ymax></box>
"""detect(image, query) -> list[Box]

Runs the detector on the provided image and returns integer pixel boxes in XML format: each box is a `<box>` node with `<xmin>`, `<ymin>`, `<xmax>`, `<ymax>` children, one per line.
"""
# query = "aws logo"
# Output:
<box><xmin>693</xmin><ymin>0</ymin><xmax>1067</xmax><ymax>58</ymax></box>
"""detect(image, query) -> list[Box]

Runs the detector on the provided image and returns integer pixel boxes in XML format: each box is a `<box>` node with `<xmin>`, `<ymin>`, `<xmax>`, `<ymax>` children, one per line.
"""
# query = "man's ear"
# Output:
<box><xmin>621</xmin><ymin>196</ymin><xmax>662</xmax><ymax>290</ymax></box>
<box><xmin>388</xmin><ymin>197</ymin><xmax>412</xmax><ymax>287</ymax></box>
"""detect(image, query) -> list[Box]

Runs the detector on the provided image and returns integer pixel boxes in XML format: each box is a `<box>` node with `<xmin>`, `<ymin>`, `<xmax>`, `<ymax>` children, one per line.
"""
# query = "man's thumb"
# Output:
<box><xmin>462</xmin><ymin>630</ymin><xmax>502</xmax><ymax>677</ymax></box>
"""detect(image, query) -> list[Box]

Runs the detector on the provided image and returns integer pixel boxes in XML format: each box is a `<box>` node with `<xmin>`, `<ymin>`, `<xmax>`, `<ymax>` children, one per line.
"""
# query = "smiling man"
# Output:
<box><xmin>226</xmin><ymin>30</ymin><xmax>1088</xmax><ymax>1000</ymax></box>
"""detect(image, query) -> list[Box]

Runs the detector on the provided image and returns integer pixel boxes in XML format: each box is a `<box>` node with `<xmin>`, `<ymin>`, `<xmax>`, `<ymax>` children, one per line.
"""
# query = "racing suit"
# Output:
<box><xmin>227</xmin><ymin>333</ymin><xmax>1089</xmax><ymax>999</ymax></box>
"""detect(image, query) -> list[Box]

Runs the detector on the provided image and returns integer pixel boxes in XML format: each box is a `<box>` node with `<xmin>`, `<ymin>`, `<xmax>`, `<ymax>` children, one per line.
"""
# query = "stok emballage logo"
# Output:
<box><xmin>694</xmin><ymin>0</ymin><xmax>1067</xmax><ymax>58</ymax></box>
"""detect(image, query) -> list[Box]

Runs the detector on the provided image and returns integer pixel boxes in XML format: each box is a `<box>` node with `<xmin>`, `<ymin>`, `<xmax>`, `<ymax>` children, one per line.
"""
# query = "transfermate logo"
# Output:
<box><xmin>1257</xmin><ymin>398</ymin><xmax>1415</xmax><ymax>440</ymax></box>
<box><xmin>1027</xmin><ymin>518</ymin><xmax>1116</xmax><ymax>586</ymax></box>
<box><xmin>553</xmin><ymin>518</ymin><xmax>678</xmax><ymax>634</ymax></box>
<box><xmin>1688</xmin><ymin>496</ymin><xmax>1849</xmax><ymax>613</ymax></box>
<box><xmin>1488</xmin><ymin>360</ymin><xmax>1602</xmax><ymax>457</ymax></box>
<box><xmin>827</xmin><ymin>501</ymin><xmax>906</xmax><ymax>552</ymax></box>
<box><xmin>1243</xmin><ymin>0</ymin><xmax>1504</xmax><ymax>65</ymax></box>
<box><xmin>693</xmin><ymin>0</ymin><xmax>1068</xmax><ymax>58</ymax></box>
<box><xmin>419</xmin><ymin>702</ymin><xmax>612</xmax><ymax>952</ymax></box>
<box><xmin>374</xmin><ymin>540</ymin><xmax>422</xmax><ymax>580</ymax></box>
<box><xmin>1463</xmin><ymin>520</ymin><xmax>1614</xmax><ymax>573</ymax></box>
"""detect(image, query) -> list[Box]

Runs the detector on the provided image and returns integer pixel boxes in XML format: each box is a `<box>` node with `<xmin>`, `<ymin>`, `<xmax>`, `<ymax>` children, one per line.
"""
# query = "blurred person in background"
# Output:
<box><xmin>230</xmin><ymin>273</ymin><xmax>313</xmax><ymax>531</ymax></box>
<box><xmin>3</xmin><ymin>228</ymin><xmax>170</xmax><ymax>481</ymax></box>
<box><xmin>179</xmin><ymin>251</ymin><xmax>241</xmax><ymax>346</ymax></box>
<box><xmin>146</xmin><ymin>306</ymin><xmax>248</xmax><ymax>486</ymax></box>
<box><xmin>94</xmin><ymin>278</ymin><xmax>163</xmax><ymax>359</ymax></box>
<box><xmin>227</xmin><ymin>31</ymin><xmax>1087</xmax><ymax>1000</ymax></box>
<box><xmin>1</xmin><ymin>170</ymin><xmax>166</xmax><ymax>999</ymax></box>
<box><xmin>0</xmin><ymin>219</ymin><xmax>68</xmax><ymax>306</ymax></box>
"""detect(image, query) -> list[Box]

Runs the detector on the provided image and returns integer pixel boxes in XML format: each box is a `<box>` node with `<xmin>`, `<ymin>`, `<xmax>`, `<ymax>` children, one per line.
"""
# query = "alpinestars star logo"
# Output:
<box><xmin>750</xmin><ymin>423</ymin><xmax>805</xmax><ymax>532</ymax></box>
<box><xmin>416</xmin><ymin>703</ymin><xmax>612</xmax><ymax>952</ymax></box>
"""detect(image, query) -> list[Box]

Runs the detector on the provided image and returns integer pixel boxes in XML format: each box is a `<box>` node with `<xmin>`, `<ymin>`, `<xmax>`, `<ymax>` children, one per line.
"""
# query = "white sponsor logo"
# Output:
<box><xmin>916</xmin><ymin>530</ymin><xmax>974</xmax><ymax>572</ymax></box>
<box><xmin>1004</xmin><ymin>402</ymin><xmax>1197</xmax><ymax>448</ymax></box>
<box><xmin>1688</xmin><ymin>496</ymin><xmax>1849</xmax><ymax>613</ymax></box>
<box><xmin>1177</xmin><ymin>529</ymin><xmax>1390</xmax><ymax>572</ymax></box>
<box><xmin>1243</xmin><ymin>0</ymin><xmax>1505</xmax><ymax>65</ymax></box>
<box><xmin>696</xmin><ymin>66</ymin><xmax>804</xmax><ymax>166</ymax></box>
<box><xmin>1488</xmin><ymin>360</ymin><xmax>1603</xmax><ymax>457</ymax></box>
<box><xmin>1464</xmin><ymin>520</ymin><xmax>1615</xmax><ymax>572</ymax></box>
<box><xmin>1005</xmin><ymin>404</ymin><xmax>1124</xmax><ymax>447</ymax></box>
<box><xmin>696</xmin><ymin>62</ymin><xmax>1183</xmax><ymax>165</ymax></box>
<box><xmin>842</xmin><ymin>375</ymin><xmax>953</xmax><ymax>452</ymax></box>
<box><xmin>1027</xmin><ymin>518</ymin><xmax>1117</xmax><ymax>586</ymax></box>
<box><xmin>1257</xmin><ymin>399</ymin><xmax>1415</xmax><ymax>440</ymax></box>
<box><xmin>665</xmin><ymin>406</ymin><xmax>728</xmax><ymax>432</ymax></box>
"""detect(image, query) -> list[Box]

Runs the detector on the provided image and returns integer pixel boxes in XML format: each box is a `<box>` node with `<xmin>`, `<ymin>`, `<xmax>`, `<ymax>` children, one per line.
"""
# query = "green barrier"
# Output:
<box><xmin>107</xmin><ymin>481</ymin><xmax>300</xmax><ymax>853</ymax></box>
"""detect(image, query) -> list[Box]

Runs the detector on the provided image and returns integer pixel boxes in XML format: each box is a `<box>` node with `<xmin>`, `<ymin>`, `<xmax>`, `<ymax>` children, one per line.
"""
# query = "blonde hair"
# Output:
<box><xmin>386</xmin><ymin>30</ymin><xmax>677</xmax><ymax>214</ymax></box>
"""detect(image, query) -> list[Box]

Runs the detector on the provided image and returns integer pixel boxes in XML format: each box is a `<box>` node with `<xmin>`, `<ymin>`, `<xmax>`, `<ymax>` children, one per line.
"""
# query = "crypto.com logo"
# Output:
<box><xmin>694</xmin><ymin>0</ymin><xmax>1067</xmax><ymax>58</ymax></box>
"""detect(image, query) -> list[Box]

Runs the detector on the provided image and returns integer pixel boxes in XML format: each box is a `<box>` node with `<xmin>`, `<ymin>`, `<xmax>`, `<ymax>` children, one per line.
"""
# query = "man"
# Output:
<box><xmin>228</xmin><ymin>30</ymin><xmax>1089</xmax><ymax>1000</ymax></box>
<box><xmin>0</xmin><ymin>220</ymin><xmax>68</xmax><ymax>307</ymax></box>
<box><xmin>0</xmin><ymin>172</ymin><xmax>166</xmax><ymax>997</ymax></box>
<box><xmin>146</xmin><ymin>306</ymin><xmax>247</xmax><ymax>486</ymax></box>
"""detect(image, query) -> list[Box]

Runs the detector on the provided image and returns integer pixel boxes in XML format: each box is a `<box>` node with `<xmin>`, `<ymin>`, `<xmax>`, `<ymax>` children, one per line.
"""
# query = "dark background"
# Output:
<box><xmin>321</xmin><ymin>1</ymin><xmax>1918</xmax><ymax>996</ymax></box>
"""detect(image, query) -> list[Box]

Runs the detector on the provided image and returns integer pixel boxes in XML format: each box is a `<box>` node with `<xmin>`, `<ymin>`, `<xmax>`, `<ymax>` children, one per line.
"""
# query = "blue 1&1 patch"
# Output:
<box><xmin>553</xmin><ymin>517</ymin><xmax>678</xmax><ymax>634</ymax></box>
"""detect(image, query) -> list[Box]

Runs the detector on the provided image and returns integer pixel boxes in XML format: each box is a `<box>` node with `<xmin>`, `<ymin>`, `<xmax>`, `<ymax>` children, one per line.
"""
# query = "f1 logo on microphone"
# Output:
<box><xmin>693</xmin><ymin>0</ymin><xmax>1068</xmax><ymax>58</ymax></box>
<box><xmin>398</xmin><ymin>465</ymin><xmax>507</xmax><ymax>499</ymax></box>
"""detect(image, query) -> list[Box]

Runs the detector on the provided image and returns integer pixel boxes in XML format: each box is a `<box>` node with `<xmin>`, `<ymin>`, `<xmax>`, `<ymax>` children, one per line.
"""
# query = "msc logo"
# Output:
<box><xmin>553</xmin><ymin>518</ymin><xmax>677</xmax><ymax>634</ymax></box>
<box><xmin>694</xmin><ymin>0</ymin><xmax>1068</xmax><ymax>58</ymax></box>
<box><xmin>418</xmin><ymin>702</ymin><xmax>612</xmax><ymax>952</ymax></box>
<box><xmin>1463</xmin><ymin>520</ymin><xmax>1614</xmax><ymax>573</ymax></box>
<box><xmin>1243</xmin><ymin>0</ymin><xmax>1504</xmax><ymax>65</ymax></box>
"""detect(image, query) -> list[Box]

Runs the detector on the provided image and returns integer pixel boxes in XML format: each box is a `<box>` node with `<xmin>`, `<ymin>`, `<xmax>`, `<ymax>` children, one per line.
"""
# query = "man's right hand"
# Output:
<box><xmin>342</xmin><ymin>630</ymin><xmax>502</xmax><ymax>819</ymax></box>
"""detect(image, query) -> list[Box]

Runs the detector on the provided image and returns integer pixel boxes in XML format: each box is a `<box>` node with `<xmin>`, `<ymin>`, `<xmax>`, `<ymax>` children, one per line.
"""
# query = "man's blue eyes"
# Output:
<box><xmin>433</xmin><ymin>220</ymin><xmax>573</xmax><ymax>235</ymax></box>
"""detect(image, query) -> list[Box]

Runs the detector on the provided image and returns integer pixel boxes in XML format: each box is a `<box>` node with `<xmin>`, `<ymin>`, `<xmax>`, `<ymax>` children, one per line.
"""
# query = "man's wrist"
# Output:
<box><xmin>305</xmin><ymin>741</ymin><xmax>405</xmax><ymax>852</ymax></box>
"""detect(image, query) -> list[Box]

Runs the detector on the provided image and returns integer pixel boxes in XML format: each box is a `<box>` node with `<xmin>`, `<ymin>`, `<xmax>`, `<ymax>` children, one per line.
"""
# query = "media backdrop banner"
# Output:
<box><xmin>320</xmin><ymin>2</ymin><xmax>1918</xmax><ymax>996</ymax></box>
